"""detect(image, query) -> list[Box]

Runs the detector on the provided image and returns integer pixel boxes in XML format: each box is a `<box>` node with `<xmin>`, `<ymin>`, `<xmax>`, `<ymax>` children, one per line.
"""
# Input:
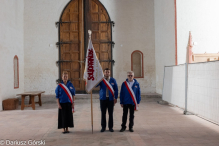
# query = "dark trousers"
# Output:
<box><xmin>100</xmin><ymin>99</ymin><xmax>114</xmax><ymax>129</ymax></box>
<box><xmin>121</xmin><ymin>104</ymin><xmax>135</xmax><ymax>129</ymax></box>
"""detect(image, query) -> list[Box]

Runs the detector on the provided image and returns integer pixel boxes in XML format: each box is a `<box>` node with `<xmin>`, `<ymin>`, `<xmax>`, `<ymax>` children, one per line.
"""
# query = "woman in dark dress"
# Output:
<box><xmin>55</xmin><ymin>71</ymin><xmax>75</xmax><ymax>133</ymax></box>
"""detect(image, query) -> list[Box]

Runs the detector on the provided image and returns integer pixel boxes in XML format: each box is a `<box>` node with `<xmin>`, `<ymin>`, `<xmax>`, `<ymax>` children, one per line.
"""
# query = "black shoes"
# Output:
<box><xmin>120</xmin><ymin>127</ymin><xmax>134</xmax><ymax>132</ymax></box>
<box><xmin>101</xmin><ymin>128</ymin><xmax>114</xmax><ymax>132</ymax></box>
<box><xmin>100</xmin><ymin>128</ymin><xmax>105</xmax><ymax>132</ymax></box>
<box><xmin>101</xmin><ymin>128</ymin><xmax>133</xmax><ymax>132</ymax></box>
<box><xmin>129</xmin><ymin>128</ymin><xmax>134</xmax><ymax>132</ymax></box>
<box><xmin>109</xmin><ymin>129</ymin><xmax>114</xmax><ymax>132</ymax></box>
<box><xmin>120</xmin><ymin>128</ymin><xmax>126</xmax><ymax>132</ymax></box>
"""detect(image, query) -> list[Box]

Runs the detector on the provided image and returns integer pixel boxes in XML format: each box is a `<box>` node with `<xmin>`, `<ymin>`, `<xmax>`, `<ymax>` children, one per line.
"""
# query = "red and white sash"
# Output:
<box><xmin>59</xmin><ymin>83</ymin><xmax>74</xmax><ymax>112</ymax></box>
<box><xmin>102</xmin><ymin>79</ymin><xmax>115</xmax><ymax>98</ymax></box>
<box><xmin>124</xmin><ymin>81</ymin><xmax>138</xmax><ymax>111</ymax></box>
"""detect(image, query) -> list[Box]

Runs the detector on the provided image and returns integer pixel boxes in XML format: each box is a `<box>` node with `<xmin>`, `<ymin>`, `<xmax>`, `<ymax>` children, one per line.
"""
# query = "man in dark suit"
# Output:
<box><xmin>96</xmin><ymin>68</ymin><xmax>118</xmax><ymax>132</ymax></box>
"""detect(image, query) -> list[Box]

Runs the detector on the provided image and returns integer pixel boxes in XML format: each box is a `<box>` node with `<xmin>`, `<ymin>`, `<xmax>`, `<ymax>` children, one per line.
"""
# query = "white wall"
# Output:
<box><xmin>154</xmin><ymin>0</ymin><xmax>176</xmax><ymax>94</ymax></box>
<box><xmin>100</xmin><ymin>0</ymin><xmax>156</xmax><ymax>93</ymax></box>
<box><xmin>24</xmin><ymin>0</ymin><xmax>156</xmax><ymax>94</ymax></box>
<box><xmin>0</xmin><ymin>0</ymin><xmax>24</xmax><ymax>110</ymax></box>
<box><xmin>24</xmin><ymin>0</ymin><xmax>69</xmax><ymax>94</ymax></box>
<box><xmin>188</xmin><ymin>61</ymin><xmax>219</xmax><ymax>124</ymax></box>
<box><xmin>163</xmin><ymin>61</ymin><xmax>219</xmax><ymax>124</ymax></box>
<box><xmin>155</xmin><ymin>0</ymin><xmax>219</xmax><ymax>94</ymax></box>
<box><xmin>162</xmin><ymin>65</ymin><xmax>185</xmax><ymax>108</ymax></box>
<box><xmin>177</xmin><ymin>0</ymin><xmax>219</xmax><ymax>64</ymax></box>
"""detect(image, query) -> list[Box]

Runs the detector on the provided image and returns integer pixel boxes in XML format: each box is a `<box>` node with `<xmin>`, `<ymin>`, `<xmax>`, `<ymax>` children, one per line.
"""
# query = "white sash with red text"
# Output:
<box><xmin>124</xmin><ymin>81</ymin><xmax>138</xmax><ymax>111</ymax></box>
<box><xmin>102</xmin><ymin>79</ymin><xmax>115</xmax><ymax>98</ymax></box>
<box><xmin>59</xmin><ymin>83</ymin><xmax>74</xmax><ymax>112</ymax></box>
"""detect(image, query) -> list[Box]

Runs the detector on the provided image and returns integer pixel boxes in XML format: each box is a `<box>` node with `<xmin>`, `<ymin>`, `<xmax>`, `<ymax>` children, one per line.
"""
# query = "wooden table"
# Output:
<box><xmin>17</xmin><ymin>91</ymin><xmax>45</xmax><ymax>110</ymax></box>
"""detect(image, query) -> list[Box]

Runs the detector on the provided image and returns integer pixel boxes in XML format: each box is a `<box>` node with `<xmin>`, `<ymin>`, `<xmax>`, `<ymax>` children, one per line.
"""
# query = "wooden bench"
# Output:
<box><xmin>16</xmin><ymin>91</ymin><xmax>45</xmax><ymax>110</ymax></box>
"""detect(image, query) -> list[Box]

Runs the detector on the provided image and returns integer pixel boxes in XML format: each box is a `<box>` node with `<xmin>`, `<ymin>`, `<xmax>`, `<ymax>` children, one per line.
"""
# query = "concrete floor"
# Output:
<box><xmin>0</xmin><ymin>95</ymin><xmax>219</xmax><ymax>146</ymax></box>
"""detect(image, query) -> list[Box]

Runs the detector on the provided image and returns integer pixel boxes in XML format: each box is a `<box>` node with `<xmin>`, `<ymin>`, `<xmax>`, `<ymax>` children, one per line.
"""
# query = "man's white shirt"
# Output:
<box><xmin>128</xmin><ymin>80</ymin><xmax>135</xmax><ymax>88</ymax></box>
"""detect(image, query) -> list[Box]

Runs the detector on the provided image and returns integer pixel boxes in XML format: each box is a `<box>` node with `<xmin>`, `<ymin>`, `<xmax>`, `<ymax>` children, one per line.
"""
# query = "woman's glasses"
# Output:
<box><xmin>128</xmin><ymin>75</ymin><xmax>133</xmax><ymax>77</ymax></box>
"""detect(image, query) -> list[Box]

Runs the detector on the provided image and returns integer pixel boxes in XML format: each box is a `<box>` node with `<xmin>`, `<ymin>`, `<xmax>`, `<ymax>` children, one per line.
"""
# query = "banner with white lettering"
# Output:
<box><xmin>83</xmin><ymin>38</ymin><xmax>104</xmax><ymax>93</ymax></box>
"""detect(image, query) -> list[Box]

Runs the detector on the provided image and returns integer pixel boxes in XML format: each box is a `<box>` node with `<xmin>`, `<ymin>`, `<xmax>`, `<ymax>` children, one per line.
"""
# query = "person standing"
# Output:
<box><xmin>96</xmin><ymin>68</ymin><xmax>118</xmax><ymax>132</ymax></box>
<box><xmin>120</xmin><ymin>71</ymin><xmax>141</xmax><ymax>132</ymax></box>
<box><xmin>55</xmin><ymin>71</ymin><xmax>75</xmax><ymax>134</ymax></box>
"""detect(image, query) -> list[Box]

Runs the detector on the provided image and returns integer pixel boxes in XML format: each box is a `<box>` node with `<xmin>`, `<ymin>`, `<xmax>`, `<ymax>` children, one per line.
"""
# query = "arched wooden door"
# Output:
<box><xmin>57</xmin><ymin>0</ymin><xmax>114</xmax><ymax>93</ymax></box>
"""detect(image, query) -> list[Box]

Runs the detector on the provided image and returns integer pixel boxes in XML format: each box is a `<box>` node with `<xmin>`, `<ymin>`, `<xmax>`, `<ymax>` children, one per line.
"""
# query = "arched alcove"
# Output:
<box><xmin>14</xmin><ymin>55</ymin><xmax>19</xmax><ymax>89</ymax></box>
<box><xmin>131</xmin><ymin>51</ymin><xmax>143</xmax><ymax>78</ymax></box>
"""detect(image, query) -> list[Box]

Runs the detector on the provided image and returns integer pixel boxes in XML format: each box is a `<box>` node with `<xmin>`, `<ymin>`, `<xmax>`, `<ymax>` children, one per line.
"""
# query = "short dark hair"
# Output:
<box><xmin>62</xmin><ymin>71</ymin><xmax>68</xmax><ymax>75</ymax></box>
<box><xmin>104</xmin><ymin>68</ymin><xmax>110</xmax><ymax>71</ymax></box>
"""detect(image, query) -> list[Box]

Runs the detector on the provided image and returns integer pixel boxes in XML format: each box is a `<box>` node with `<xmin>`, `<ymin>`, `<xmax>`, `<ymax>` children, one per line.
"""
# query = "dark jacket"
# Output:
<box><xmin>120</xmin><ymin>79</ymin><xmax>141</xmax><ymax>105</ymax></box>
<box><xmin>55</xmin><ymin>80</ymin><xmax>75</xmax><ymax>103</ymax></box>
<box><xmin>96</xmin><ymin>77</ymin><xmax>118</xmax><ymax>101</ymax></box>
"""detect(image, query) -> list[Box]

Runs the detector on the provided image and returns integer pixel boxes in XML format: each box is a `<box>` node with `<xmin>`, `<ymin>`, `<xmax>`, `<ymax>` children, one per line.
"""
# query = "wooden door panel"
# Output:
<box><xmin>63</xmin><ymin>53</ymin><xmax>71</xmax><ymax>60</ymax></box>
<box><xmin>100</xmin><ymin>32</ymin><xmax>108</xmax><ymax>40</ymax></box>
<box><xmin>62</xmin><ymin>44</ymin><xmax>70</xmax><ymax>52</ymax></box>
<box><xmin>72</xmin><ymin>71</ymin><xmax>80</xmax><ymax>78</ymax></box>
<box><xmin>70</xmin><ymin>14</ymin><xmax>79</xmax><ymax>21</ymax></box>
<box><xmin>93</xmin><ymin>44</ymin><xmax>99</xmax><ymax>51</ymax></box>
<box><xmin>92</xmin><ymin>23</ymin><xmax>99</xmax><ymax>30</ymax></box>
<box><xmin>88</xmin><ymin>0</ymin><xmax>112</xmax><ymax>91</ymax></box>
<box><xmin>73</xmin><ymin>80</ymin><xmax>80</xmax><ymax>88</ymax></box>
<box><xmin>62</xmin><ymin>62</ymin><xmax>71</xmax><ymax>70</ymax></box>
<box><xmin>69</xmin><ymin>33</ymin><xmax>78</xmax><ymax>41</ymax></box>
<box><xmin>72</xmin><ymin>52</ymin><xmax>79</xmax><ymax>60</ymax></box>
<box><xmin>91</xmin><ymin>14</ymin><xmax>99</xmax><ymax>21</ymax></box>
<box><xmin>60</xmin><ymin>0</ymin><xmax>84</xmax><ymax>91</ymax></box>
<box><xmin>59</xmin><ymin>0</ymin><xmax>112</xmax><ymax>92</ymax></box>
<box><xmin>61</xmin><ymin>24</ymin><xmax>70</xmax><ymax>31</ymax></box>
<box><xmin>90</xmin><ymin>0</ymin><xmax>112</xmax><ymax>69</ymax></box>
<box><xmin>72</xmin><ymin>44</ymin><xmax>79</xmax><ymax>51</ymax></box>
<box><xmin>100</xmin><ymin>44</ymin><xmax>108</xmax><ymax>51</ymax></box>
<box><xmin>101</xmin><ymin>62</ymin><xmax>111</xmax><ymax>70</ymax></box>
<box><xmin>61</xmin><ymin>33</ymin><xmax>70</xmax><ymax>41</ymax></box>
<box><xmin>91</xmin><ymin>32</ymin><xmax>99</xmax><ymax>40</ymax></box>
<box><xmin>91</xmin><ymin>1</ymin><xmax>99</xmax><ymax>12</ymax></box>
<box><xmin>71</xmin><ymin>23</ymin><xmax>79</xmax><ymax>31</ymax></box>
<box><xmin>100</xmin><ymin>24</ymin><xmax>107</xmax><ymax>31</ymax></box>
<box><xmin>72</xmin><ymin>62</ymin><xmax>80</xmax><ymax>70</ymax></box>
<box><xmin>100</xmin><ymin>53</ymin><xmax>109</xmax><ymax>60</ymax></box>
<box><xmin>100</xmin><ymin>14</ymin><xmax>107</xmax><ymax>21</ymax></box>
<box><xmin>62</xmin><ymin>13</ymin><xmax>70</xmax><ymax>21</ymax></box>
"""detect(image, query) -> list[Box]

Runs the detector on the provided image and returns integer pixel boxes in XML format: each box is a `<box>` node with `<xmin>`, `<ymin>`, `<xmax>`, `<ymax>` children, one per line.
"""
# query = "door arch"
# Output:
<box><xmin>56</xmin><ymin>0</ymin><xmax>114</xmax><ymax>93</ymax></box>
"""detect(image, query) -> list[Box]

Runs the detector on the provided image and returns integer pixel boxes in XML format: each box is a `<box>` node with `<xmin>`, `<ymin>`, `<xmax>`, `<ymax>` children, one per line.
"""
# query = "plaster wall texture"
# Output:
<box><xmin>154</xmin><ymin>0</ymin><xmax>175</xmax><ymax>94</ymax></box>
<box><xmin>24</xmin><ymin>0</ymin><xmax>156</xmax><ymax>94</ymax></box>
<box><xmin>0</xmin><ymin>0</ymin><xmax>24</xmax><ymax>110</ymax></box>
<box><xmin>24</xmin><ymin>0</ymin><xmax>69</xmax><ymax>94</ymax></box>
<box><xmin>100</xmin><ymin>0</ymin><xmax>156</xmax><ymax>93</ymax></box>
<box><xmin>163</xmin><ymin>61</ymin><xmax>219</xmax><ymax>124</ymax></box>
<box><xmin>177</xmin><ymin>0</ymin><xmax>219</xmax><ymax>64</ymax></box>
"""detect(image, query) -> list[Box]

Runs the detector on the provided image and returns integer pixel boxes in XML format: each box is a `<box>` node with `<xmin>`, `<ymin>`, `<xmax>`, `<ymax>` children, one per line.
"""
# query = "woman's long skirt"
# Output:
<box><xmin>58</xmin><ymin>102</ymin><xmax>74</xmax><ymax>129</ymax></box>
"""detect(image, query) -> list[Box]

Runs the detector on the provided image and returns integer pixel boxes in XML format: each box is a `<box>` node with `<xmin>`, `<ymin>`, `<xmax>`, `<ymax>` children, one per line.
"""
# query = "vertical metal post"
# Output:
<box><xmin>162</xmin><ymin>66</ymin><xmax>166</xmax><ymax>100</ymax></box>
<box><xmin>184</xmin><ymin>63</ymin><xmax>188</xmax><ymax>114</ymax></box>
<box><xmin>184</xmin><ymin>31</ymin><xmax>193</xmax><ymax>115</ymax></box>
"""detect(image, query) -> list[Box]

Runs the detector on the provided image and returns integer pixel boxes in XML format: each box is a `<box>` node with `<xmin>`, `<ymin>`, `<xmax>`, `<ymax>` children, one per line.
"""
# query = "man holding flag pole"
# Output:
<box><xmin>96</xmin><ymin>68</ymin><xmax>118</xmax><ymax>132</ymax></box>
<box><xmin>83</xmin><ymin>30</ymin><xmax>104</xmax><ymax>133</ymax></box>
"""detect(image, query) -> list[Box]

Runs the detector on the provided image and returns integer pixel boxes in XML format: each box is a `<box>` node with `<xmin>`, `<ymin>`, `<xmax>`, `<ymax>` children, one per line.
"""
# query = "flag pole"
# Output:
<box><xmin>88</xmin><ymin>30</ymin><xmax>94</xmax><ymax>133</ymax></box>
<box><xmin>91</xmin><ymin>90</ymin><xmax>93</xmax><ymax>133</ymax></box>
